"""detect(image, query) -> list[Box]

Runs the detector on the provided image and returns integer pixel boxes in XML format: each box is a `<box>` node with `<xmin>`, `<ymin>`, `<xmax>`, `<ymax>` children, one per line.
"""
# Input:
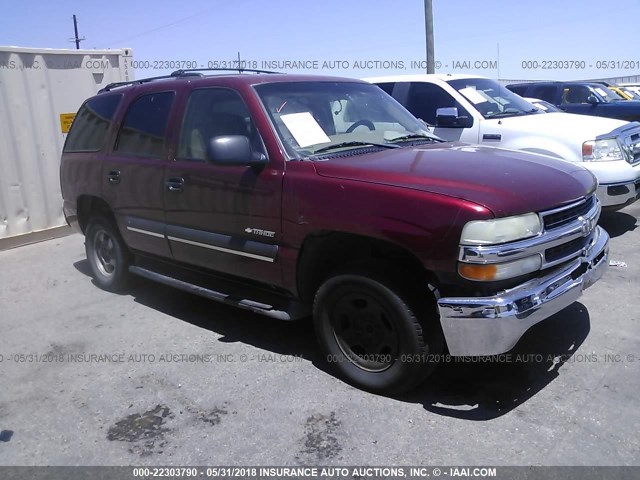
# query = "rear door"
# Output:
<box><xmin>527</xmin><ymin>84</ymin><xmax>562</xmax><ymax>106</ymax></box>
<box><xmin>102</xmin><ymin>89</ymin><xmax>177</xmax><ymax>257</ymax></box>
<box><xmin>163</xmin><ymin>87</ymin><xmax>283</xmax><ymax>286</ymax></box>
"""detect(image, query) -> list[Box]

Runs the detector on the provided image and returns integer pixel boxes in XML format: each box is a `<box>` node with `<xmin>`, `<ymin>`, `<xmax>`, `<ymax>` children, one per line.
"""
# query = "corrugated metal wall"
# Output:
<box><xmin>0</xmin><ymin>46</ymin><xmax>133</xmax><ymax>245</ymax></box>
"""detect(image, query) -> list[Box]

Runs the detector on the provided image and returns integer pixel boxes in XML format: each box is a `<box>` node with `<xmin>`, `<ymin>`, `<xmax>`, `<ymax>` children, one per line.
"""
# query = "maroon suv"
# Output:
<box><xmin>60</xmin><ymin>71</ymin><xmax>609</xmax><ymax>393</ymax></box>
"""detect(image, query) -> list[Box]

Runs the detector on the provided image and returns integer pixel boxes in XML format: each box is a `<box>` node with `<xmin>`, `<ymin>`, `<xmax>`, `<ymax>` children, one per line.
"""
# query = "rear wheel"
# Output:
<box><xmin>313</xmin><ymin>272</ymin><xmax>442</xmax><ymax>394</ymax></box>
<box><xmin>85</xmin><ymin>216</ymin><xmax>131</xmax><ymax>292</ymax></box>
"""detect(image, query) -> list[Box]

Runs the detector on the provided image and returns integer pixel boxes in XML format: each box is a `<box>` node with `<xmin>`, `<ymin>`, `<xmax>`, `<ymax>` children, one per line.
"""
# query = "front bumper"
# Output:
<box><xmin>597</xmin><ymin>178</ymin><xmax>640</xmax><ymax>209</ymax></box>
<box><xmin>437</xmin><ymin>225</ymin><xmax>609</xmax><ymax>356</ymax></box>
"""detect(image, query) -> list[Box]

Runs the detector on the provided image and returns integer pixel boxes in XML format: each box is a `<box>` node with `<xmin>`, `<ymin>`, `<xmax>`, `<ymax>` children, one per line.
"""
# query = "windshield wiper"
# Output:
<box><xmin>486</xmin><ymin>110</ymin><xmax>528</xmax><ymax>118</ymax></box>
<box><xmin>386</xmin><ymin>133</ymin><xmax>445</xmax><ymax>143</ymax></box>
<box><xmin>312</xmin><ymin>141</ymin><xmax>401</xmax><ymax>154</ymax></box>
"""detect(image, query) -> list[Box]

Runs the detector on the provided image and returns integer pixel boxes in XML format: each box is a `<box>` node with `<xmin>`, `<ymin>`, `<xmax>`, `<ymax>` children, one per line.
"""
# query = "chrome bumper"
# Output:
<box><xmin>597</xmin><ymin>179</ymin><xmax>640</xmax><ymax>208</ymax></box>
<box><xmin>437</xmin><ymin>226</ymin><xmax>609</xmax><ymax>356</ymax></box>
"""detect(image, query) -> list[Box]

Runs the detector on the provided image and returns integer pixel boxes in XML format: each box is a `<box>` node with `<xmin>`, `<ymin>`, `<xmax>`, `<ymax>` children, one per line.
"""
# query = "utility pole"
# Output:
<box><xmin>71</xmin><ymin>15</ymin><xmax>85</xmax><ymax>49</ymax></box>
<box><xmin>424</xmin><ymin>0</ymin><xmax>435</xmax><ymax>73</ymax></box>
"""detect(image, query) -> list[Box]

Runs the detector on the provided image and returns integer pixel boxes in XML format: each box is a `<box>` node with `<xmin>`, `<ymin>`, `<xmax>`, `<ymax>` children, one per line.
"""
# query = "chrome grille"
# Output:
<box><xmin>459</xmin><ymin>194</ymin><xmax>601</xmax><ymax>271</ymax></box>
<box><xmin>622</xmin><ymin>132</ymin><xmax>640</xmax><ymax>164</ymax></box>
<box><xmin>545</xmin><ymin>235</ymin><xmax>589</xmax><ymax>263</ymax></box>
<box><xmin>541</xmin><ymin>195</ymin><xmax>596</xmax><ymax>231</ymax></box>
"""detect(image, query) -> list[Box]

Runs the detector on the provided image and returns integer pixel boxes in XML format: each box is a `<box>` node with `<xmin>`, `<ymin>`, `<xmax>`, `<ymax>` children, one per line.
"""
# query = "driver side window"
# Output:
<box><xmin>405</xmin><ymin>82</ymin><xmax>469</xmax><ymax>125</ymax></box>
<box><xmin>562</xmin><ymin>86</ymin><xmax>592</xmax><ymax>104</ymax></box>
<box><xmin>177</xmin><ymin>88</ymin><xmax>264</xmax><ymax>161</ymax></box>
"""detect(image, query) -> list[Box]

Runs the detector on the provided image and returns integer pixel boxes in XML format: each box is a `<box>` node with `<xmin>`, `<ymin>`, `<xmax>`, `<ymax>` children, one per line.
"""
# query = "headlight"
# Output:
<box><xmin>460</xmin><ymin>213</ymin><xmax>542</xmax><ymax>245</ymax></box>
<box><xmin>459</xmin><ymin>254</ymin><xmax>542</xmax><ymax>281</ymax></box>
<box><xmin>582</xmin><ymin>138</ymin><xmax>624</xmax><ymax>162</ymax></box>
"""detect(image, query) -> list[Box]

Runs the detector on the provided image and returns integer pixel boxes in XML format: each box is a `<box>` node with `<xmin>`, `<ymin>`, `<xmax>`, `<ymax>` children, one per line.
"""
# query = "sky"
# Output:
<box><xmin>2</xmin><ymin>0</ymin><xmax>640</xmax><ymax>82</ymax></box>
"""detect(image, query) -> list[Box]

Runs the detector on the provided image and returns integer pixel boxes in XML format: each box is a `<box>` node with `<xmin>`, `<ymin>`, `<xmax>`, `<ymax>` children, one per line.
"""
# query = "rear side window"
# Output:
<box><xmin>529</xmin><ymin>85</ymin><xmax>558</xmax><ymax>103</ymax></box>
<box><xmin>376</xmin><ymin>82</ymin><xmax>396</xmax><ymax>95</ymax></box>
<box><xmin>115</xmin><ymin>91</ymin><xmax>175</xmax><ymax>158</ymax></box>
<box><xmin>63</xmin><ymin>94</ymin><xmax>123</xmax><ymax>152</ymax></box>
<box><xmin>506</xmin><ymin>85</ymin><xmax>528</xmax><ymax>96</ymax></box>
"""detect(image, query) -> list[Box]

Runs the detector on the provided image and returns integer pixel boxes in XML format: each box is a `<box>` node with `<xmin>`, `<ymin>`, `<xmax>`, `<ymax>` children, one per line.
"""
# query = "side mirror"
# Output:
<box><xmin>435</xmin><ymin>107</ymin><xmax>473</xmax><ymax>128</ymax></box>
<box><xmin>587</xmin><ymin>94</ymin><xmax>600</xmax><ymax>105</ymax></box>
<box><xmin>206</xmin><ymin>135</ymin><xmax>267</xmax><ymax>167</ymax></box>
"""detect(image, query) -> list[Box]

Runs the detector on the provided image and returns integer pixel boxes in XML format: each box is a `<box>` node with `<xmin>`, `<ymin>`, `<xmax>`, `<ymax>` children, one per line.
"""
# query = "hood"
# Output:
<box><xmin>494</xmin><ymin>111</ymin><xmax>628</xmax><ymax>139</ymax></box>
<box><xmin>313</xmin><ymin>143</ymin><xmax>597</xmax><ymax>217</ymax></box>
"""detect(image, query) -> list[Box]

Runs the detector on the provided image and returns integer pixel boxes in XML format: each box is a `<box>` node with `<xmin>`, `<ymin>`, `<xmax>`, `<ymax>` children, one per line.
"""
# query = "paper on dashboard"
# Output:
<box><xmin>280</xmin><ymin>112</ymin><xmax>331</xmax><ymax>147</ymax></box>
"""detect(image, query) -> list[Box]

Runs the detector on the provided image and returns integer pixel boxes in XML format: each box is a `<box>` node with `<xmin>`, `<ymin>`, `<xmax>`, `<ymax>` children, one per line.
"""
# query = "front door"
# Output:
<box><xmin>163</xmin><ymin>87</ymin><xmax>283</xmax><ymax>286</ymax></box>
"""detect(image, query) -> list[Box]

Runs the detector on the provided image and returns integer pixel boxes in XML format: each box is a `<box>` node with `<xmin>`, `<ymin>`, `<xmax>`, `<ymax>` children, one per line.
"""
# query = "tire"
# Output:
<box><xmin>313</xmin><ymin>272</ymin><xmax>443</xmax><ymax>394</ymax></box>
<box><xmin>85</xmin><ymin>215</ymin><xmax>131</xmax><ymax>292</ymax></box>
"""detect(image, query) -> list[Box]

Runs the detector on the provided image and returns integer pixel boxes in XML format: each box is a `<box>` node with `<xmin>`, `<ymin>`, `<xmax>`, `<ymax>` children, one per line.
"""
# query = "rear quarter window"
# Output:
<box><xmin>63</xmin><ymin>94</ymin><xmax>123</xmax><ymax>152</ymax></box>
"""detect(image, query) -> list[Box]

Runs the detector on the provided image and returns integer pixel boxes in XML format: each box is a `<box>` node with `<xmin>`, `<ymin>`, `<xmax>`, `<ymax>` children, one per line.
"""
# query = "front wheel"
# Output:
<box><xmin>85</xmin><ymin>216</ymin><xmax>131</xmax><ymax>292</ymax></box>
<box><xmin>313</xmin><ymin>273</ymin><xmax>442</xmax><ymax>394</ymax></box>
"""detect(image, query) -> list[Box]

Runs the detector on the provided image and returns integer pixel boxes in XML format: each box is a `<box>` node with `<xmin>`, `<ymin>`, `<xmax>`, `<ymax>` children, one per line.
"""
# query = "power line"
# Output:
<box><xmin>101</xmin><ymin>7</ymin><xmax>219</xmax><ymax>47</ymax></box>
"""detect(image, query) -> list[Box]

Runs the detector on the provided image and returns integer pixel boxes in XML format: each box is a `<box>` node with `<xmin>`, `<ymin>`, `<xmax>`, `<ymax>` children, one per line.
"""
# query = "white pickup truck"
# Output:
<box><xmin>366</xmin><ymin>74</ymin><xmax>640</xmax><ymax>210</ymax></box>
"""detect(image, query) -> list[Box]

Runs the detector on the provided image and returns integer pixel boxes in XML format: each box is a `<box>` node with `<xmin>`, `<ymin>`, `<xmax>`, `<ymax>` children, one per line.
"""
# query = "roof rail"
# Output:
<box><xmin>98</xmin><ymin>71</ymin><xmax>204</xmax><ymax>93</ymax></box>
<box><xmin>170</xmin><ymin>67</ymin><xmax>282</xmax><ymax>76</ymax></box>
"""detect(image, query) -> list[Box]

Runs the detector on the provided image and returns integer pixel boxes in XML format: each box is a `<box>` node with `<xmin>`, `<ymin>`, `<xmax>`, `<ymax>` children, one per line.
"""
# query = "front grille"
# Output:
<box><xmin>545</xmin><ymin>236</ymin><xmax>589</xmax><ymax>263</ymax></box>
<box><xmin>624</xmin><ymin>132</ymin><xmax>640</xmax><ymax>164</ymax></box>
<box><xmin>542</xmin><ymin>195</ymin><xmax>595</xmax><ymax>230</ymax></box>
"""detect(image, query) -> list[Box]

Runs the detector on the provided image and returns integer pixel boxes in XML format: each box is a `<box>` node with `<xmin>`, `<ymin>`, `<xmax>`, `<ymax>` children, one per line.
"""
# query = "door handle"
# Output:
<box><xmin>166</xmin><ymin>177</ymin><xmax>184</xmax><ymax>192</ymax></box>
<box><xmin>107</xmin><ymin>170</ymin><xmax>121</xmax><ymax>184</ymax></box>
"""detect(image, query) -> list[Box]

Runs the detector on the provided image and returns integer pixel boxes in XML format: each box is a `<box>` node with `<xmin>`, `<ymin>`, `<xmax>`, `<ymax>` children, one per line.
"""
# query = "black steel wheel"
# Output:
<box><xmin>313</xmin><ymin>273</ymin><xmax>442</xmax><ymax>394</ymax></box>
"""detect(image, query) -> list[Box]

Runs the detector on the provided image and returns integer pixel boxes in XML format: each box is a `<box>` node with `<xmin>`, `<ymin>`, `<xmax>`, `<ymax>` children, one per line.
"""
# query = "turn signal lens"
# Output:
<box><xmin>458</xmin><ymin>264</ymin><xmax>498</xmax><ymax>281</ymax></box>
<box><xmin>459</xmin><ymin>255</ymin><xmax>542</xmax><ymax>281</ymax></box>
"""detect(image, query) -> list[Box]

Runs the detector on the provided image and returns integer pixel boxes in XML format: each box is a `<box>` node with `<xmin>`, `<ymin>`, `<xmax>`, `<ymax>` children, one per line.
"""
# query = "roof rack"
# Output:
<box><xmin>170</xmin><ymin>67</ymin><xmax>281</xmax><ymax>76</ymax></box>
<box><xmin>98</xmin><ymin>71</ymin><xmax>203</xmax><ymax>93</ymax></box>
<box><xmin>98</xmin><ymin>68</ymin><xmax>282</xmax><ymax>93</ymax></box>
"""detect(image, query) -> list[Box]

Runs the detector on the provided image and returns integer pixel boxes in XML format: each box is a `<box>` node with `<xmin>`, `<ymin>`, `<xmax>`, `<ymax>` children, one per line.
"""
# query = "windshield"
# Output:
<box><xmin>447</xmin><ymin>78</ymin><xmax>540</xmax><ymax>119</ymax></box>
<box><xmin>254</xmin><ymin>81</ymin><xmax>437</xmax><ymax>158</ymax></box>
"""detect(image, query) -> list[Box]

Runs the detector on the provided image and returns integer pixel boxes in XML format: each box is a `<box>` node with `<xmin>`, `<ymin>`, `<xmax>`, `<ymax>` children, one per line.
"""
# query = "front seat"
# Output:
<box><xmin>190</xmin><ymin>112</ymin><xmax>248</xmax><ymax>160</ymax></box>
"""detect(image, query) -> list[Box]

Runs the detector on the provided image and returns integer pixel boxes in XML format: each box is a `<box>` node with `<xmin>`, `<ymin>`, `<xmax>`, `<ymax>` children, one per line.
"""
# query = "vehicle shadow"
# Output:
<box><xmin>73</xmin><ymin>259</ymin><xmax>591</xmax><ymax>421</ymax></box>
<box><xmin>400</xmin><ymin>302</ymin><xmax>591</xmax><ymax>421</ymax></box>
<box><xmin>73</xmin><ymin>259</ymin><xmax>320</xmax><ymax>360</ymax></box>
<box><xmin>599</xmin><ymin>210</ymin><xmax>637</xmax><ymax>239</ymax></box>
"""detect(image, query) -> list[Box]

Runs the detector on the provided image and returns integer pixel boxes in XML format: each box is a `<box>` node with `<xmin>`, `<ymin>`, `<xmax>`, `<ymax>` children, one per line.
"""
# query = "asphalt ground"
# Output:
<box><xmin>0</xmin><ymin>201</ymin><xmax>638</xmax><ymax>467</ymax></box>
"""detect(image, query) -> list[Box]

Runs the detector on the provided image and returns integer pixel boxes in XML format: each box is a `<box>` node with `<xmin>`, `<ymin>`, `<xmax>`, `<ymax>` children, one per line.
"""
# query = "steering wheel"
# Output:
<box><xmin>346</xmin><ymin>119</ymin><xmax>375</xmax><ymax>133</ymax></box>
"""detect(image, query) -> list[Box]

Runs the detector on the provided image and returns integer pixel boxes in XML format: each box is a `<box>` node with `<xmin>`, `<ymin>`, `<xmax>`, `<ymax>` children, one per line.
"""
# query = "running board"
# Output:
<box><xmin>128</xmin><ymin>266</ymin><xmax>309</xmax><ymax>321</ymax></box>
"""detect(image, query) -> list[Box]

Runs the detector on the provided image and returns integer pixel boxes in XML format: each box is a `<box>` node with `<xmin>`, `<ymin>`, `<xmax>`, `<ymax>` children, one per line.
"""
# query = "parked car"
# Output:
<box><xmin>367</xmin><ymin>75</ymin><xmax>640</xmax><ymax>209</ymax></box>
<box><xmin>593</xmin><ymin>82</ymin><xmax>640</xmax><ymax>101</ymax></box>
<box><xmin>506</xmin><ymin>81</ymin><xmax>640</xmax><ymax>122</ymax></box>
<box><xmin>620</xmin><ymin>83</ymin><xmax>640</xmax><ymax>97</ymax></box>
<box><xmin>61</xmin><ymin>70</ymin><xmax>609</xmax><ymax>394</ymax></box>
<box><xmin>524</xmin><ymin>97</ymin><xmax>562</xmax><ymax>112</ymax></box>
<box><xmin>617</xmin><ymin>86</ymin><xmax>640</xmax><ymax>101</ymax></box>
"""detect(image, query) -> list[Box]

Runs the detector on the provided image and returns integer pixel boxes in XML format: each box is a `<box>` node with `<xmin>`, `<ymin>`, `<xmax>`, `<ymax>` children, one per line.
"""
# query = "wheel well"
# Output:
<box><xmin>296</xmin><ymin>231</ymin><xmax>433</xmax><ymax>303</ymax></box>
<box><xmin>77</xmin><ymin>195</ymin><xmax>115</xmax><ymax>234</ymax></box>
